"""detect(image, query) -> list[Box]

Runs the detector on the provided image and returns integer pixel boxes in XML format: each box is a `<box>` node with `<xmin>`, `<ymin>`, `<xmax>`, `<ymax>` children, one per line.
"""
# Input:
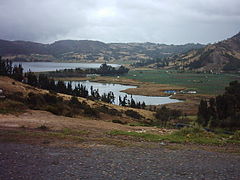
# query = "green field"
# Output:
<box><xmin>123</xmin><ymin>70</ymin><xmax>240</xmax><ymax>95</ymax></box>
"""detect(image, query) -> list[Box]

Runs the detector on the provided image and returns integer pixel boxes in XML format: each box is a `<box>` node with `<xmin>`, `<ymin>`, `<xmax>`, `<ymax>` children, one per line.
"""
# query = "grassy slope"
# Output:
<box><xmin>124</xmin><ymin>70</ymin><xmax>240</xmax><ymax>95</ymax></box>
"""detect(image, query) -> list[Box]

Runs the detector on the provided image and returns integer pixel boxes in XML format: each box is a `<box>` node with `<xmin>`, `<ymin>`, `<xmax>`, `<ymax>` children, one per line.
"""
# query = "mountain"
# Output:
<box><xmin>170</xmin><ymin>32</ymin><xmax>240</xmax><ymax>72</ymax></box>
<box><xmin>0</xmin><ymin>39</ymin><xmax>204</xmax><ymax>63</ymax></box>
<box><xmin>0</xmin><ymin>40</ymin><xmax>48</xmax><ymax>55</ymax></box>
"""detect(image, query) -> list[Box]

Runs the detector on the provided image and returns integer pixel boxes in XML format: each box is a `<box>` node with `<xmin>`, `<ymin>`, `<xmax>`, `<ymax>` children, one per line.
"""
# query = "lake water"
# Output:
<box><xmin>13</xmin><ymin>62</ymin><xmax>120</xmax><ymax>72</ymax></box>
<box><xmin>12</xmin><ymin>62</ymin><xmax>181</xmax><ymax>105</ymax></box>
<box><xmin>67</xmin><ymin>81</ymin><xmax>182</xmax><ymax>105</ymax></box>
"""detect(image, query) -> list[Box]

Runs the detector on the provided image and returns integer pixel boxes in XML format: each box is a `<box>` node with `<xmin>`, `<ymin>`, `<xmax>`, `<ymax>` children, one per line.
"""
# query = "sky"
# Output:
<box><xmin>0</xmin><ymin>0</ymin><xmax>239</xmax><ymax>44</ymax></box>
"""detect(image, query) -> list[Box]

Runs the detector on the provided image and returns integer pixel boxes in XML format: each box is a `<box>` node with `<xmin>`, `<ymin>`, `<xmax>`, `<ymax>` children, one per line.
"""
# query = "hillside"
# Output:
<box><xmin>169</xmin><ymin>32</ymin><xmax>240</xmax><ymax>72</ymax></box>
<box><xmin>0</xmin><ymin>39</ymin><xmax>204</xmax><ymax>63</ymax></box>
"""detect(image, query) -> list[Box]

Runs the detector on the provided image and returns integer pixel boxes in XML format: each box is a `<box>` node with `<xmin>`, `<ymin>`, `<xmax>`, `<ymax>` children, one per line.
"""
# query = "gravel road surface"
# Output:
<box><xmin>0</xmin><ymin>142</ymin><xmax>240</xmax><ymax>180</ymax></box>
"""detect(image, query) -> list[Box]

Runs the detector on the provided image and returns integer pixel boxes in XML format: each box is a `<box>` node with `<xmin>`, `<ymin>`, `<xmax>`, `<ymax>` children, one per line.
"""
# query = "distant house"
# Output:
<box><xmin>164</xmin><ymin>90</ymin><xmax>177</xmax><ymax>94</ymax></box>
<box><xmin>180</xmin><ymin>90</ymin><xmax>197</xmax><ymax>94</ymax></box>
<box><xmin>188</xmin><ymin>90</ymin><xmax>197</xmax><ymax>94</ymax></box>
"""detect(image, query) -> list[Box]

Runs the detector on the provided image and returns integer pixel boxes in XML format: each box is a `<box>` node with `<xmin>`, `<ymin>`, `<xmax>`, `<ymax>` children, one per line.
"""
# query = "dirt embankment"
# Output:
<box><xmin>0</xmin><ymin>109</ymin><xmax>172</xmax><ymax>148</ymax></box>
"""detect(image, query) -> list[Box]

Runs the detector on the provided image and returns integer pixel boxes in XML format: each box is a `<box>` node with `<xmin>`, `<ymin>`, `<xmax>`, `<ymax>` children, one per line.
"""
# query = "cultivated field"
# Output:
<box><xmin>124</xmin><ymin>69</ymin><xmax>240</xmax><ymax>95</ymax></box>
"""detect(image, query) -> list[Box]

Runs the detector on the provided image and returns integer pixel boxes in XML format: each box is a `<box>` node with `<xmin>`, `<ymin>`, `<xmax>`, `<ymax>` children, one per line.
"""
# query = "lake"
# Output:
<box><xmin>13</xmin><ymin>62</ymin><xmax>120</xmax><ymax>72</ymax></box>
<box><xmin>67</xmin><ymin>81</ymin><xmax>182</xmax><ymax>105</ymax></box>
<box><xmin>12</xmin><ymin>62</ymin><xmax>181</xmax><ymax>105</ymax></box>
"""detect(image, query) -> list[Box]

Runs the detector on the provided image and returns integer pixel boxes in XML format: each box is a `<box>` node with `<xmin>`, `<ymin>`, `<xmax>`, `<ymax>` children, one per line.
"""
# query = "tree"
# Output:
<box><xmin>26</xmin><ymin>71</ymin><xmax>38</xmax><ymax>87</ymax></box>
<box><xmin>197</xmin><ymin>99</ymin><xmax>209</xmax><ymax>126</ymax></box>
<box><xmin>12</xmin><ymin>64</ymin><xmax>24</xmax><ymax>82</ymax></box>
<box><xmin>197</xmin><ymin>81</ymin><xmax>240</xmax><ymax>129</ymax></box>
<box><xmin>155</xmin><ymin>106</ymin><xmax>181</xmax><ymax>127</ymax></box>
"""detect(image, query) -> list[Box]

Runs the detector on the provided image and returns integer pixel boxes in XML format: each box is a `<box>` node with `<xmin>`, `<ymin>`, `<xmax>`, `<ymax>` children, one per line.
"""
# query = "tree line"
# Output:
<box><xmin>197</xmin><ymin>80</ymin><xmax>240</xmax><ymax>129</ymax></box>
<box><xmin>0</xmin><ymin>57</ymin><xmax>145</xmax><ymax>109</ymax></box>
<box><xmin>0</xmin><ymin>57</ymin><xmax>24</xmax><ymax>81</ymax></box>
<box><xmin>49</xmin><ymin>62</ymin><xmax>129</xmax><ymax>77</ymax></box>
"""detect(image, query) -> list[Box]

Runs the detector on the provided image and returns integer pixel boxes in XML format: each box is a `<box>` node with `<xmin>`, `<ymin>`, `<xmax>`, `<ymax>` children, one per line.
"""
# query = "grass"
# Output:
<box><xmin>109</xmin><ymin>126</ymin><xmax>240</xmax><ymax>145</ymax></box>
<box><xmin>62</xmin><ymin>128</ymin><xmax>89</xmax><ymax>136</ymax></box>
<box><xmin>0</xmin><ymin>128</ymin><xmax>129</xmax><ymax>147</ymax></box>
<box><xmin>124</xmin><ymin>70</ymin><xmax>240</xmax><ymax>95</ymax></box>
<box><xmin>0</xmin><ymin>129</ymin><xmax>85</xmax><ymax>143</ymax></box>
<box><xmin>92</xmin><ymin>137</ymin><xmax>132</xmax><ymax>147</ymax></box>
<box><xmin>128</xmin><ymin>122</ymin><xmax>153</xmax><ymax>127</ymax></box>
<box><xmin>0</xmin><ymin>100</ymin><xmax>27</xmax><ymax>114</ymax></box>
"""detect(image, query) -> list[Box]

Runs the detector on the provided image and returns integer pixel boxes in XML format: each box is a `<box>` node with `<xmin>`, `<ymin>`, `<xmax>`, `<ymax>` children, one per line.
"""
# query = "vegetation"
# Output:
<box><xmin>154</xmin><ymin>106</ymin><xmax>182</xmax><ymax>126</ymax></box>
<box><xmin>119</xmin><ymin>95</ymin><xmax>146</xmax><ymax>109</ymax></box>
<box><xmin>197</xmin><ymin>81</ymin><xmax>240</xmax><ymax>129</ymax></box>
<box><xmin>109</xmin><ymin>126</ymin><xmax>239</xmax><ymax>145</ymax></box>
<box><xmin>0</xmin><ymin>99</ymin><xmax>26</xmax><ymax>114</ymax></box>
<box><xmin>222</xmin><ymin>54</ymin><xmax>240</xmax><ymax>71</ymax></box>
<box><xmin>49</xmin><ymin>63</ymin><xmax>129</xmax><ymax>77</ymax></box>
<box><xmin>0</xmin><ymin>57</ymin><xmax>24</xmax><ymax>81</ymax></box>
<box><xmin>124</xmin><ymin>69</ymin><xmax>240</xmax><ymax>95</ymax></box>
<box><xmin>0</xmin><ymin>59</ymin><xmax>118</xmax><ymax>104</ymax></box>
<box><xmin>125</xmin><ymin>110</ymin><xmax>143</xmax><ymax>119</ymax></box>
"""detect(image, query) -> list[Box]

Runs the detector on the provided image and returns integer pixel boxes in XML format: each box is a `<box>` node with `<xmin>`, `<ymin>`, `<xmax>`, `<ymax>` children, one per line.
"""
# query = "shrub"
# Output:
<box><xmin>27</xmin><ymin>92</ymin><xmax>46</xmax><ymax>109</ymax></box>
<box><xmin>175</xmin><ymin>126</ymin><xmax>205</xmax><ymax>136</ymax></box>
<box><xmin>83</xmin><ymin>106</ymin><xmax>99</xmax><ymax>117</ymax></box>
<box><xmin>125</xmin><ymin>110</ymin><xmax>143</xmax><ymax>119</ymax></box>
<box><xmin>7</xmin><ymin>92</ymin><xmax>25</xmax><ymax>102</ymax></box>
<box><xmin>154</xmin><ymin>106</ymin><xmax>182</xmax><ymax>126</ymax></box>
<box><xmin>112</xmin><ymin>119</ymin><xmax>126</xmax><ymax>124</ymax></box>
<box><xmin>232</xmin><ymin>130</ymin><xmax>240</xmax><ymax>140</ymax></box>
<box><xmin>0</xmin><ymin>99</ymin><xmax>26</xmax><ymax>114</ymax></box>
<box><xmin>45</xmin><ymin>103</ymin><xmax>71</xmax><ymax>116</ymax></box>
<box><xmin>96</xmin><ymin>105</ymin><xmax>121</xmax><ymax>116</ymax></box>
<box><xmin>43</xmin><ymin>93</ymin><xmax>61</xmax><ymax>104</ymax></box>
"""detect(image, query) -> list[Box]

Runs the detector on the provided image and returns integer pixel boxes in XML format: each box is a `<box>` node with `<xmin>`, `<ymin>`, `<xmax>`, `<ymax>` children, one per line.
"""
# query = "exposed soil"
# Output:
<box><xmin>0</xmin><ymin>109</ymin><xmax>170</xmax><ymax>136</ymax></box>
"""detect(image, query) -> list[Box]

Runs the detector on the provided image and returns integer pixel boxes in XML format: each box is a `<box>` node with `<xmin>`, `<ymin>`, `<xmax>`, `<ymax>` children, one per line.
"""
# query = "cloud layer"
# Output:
<box><xmin>0</xmin><ymin>0</ymin><xmax>239</xmax><ymax>44</ymax></box>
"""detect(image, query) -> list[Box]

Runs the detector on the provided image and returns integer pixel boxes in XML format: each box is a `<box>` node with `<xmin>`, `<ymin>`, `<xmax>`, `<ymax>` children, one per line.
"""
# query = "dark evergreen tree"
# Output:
<box><xmin>26</xmin><ymin>71</ymin><xmax>38</xmax><ymax>87</ymax></box>
<box><xmin>197</xmin><ymin>99</ymin><xmax>209</xmax><ymax>126</ymax></box>
<box><xmin>12</xmin><ymin>64</ymin><xmax>24</xmax><ymax>82</ymax></box>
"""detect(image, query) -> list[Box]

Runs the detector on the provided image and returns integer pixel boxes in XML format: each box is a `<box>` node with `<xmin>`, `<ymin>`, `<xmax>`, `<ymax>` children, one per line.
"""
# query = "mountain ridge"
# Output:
<box><xmin>0</xmin><ymin>39</ymin><xmax>204</xmax><ymax>62</ymax></box>
<box><xmin>167</xmin><ymin>32</ymin><xmax>240</xmax><ymax>72</ymax></box>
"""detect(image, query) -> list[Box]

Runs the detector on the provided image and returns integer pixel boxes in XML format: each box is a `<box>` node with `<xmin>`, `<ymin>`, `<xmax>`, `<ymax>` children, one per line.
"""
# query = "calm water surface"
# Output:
<box><xmin>12</xmin><ymin>62</ymin><xmax>181</xmax><ymax>105</ymax></box>
<box><xmin>67</xmin><ymin>81</ymin><xmax>181</xmax><ymax>105</ymax></box>
<box><xmin>13</xmin><ymin>62</ymin><xmax>120</xmax><ymax>72</ymax></box>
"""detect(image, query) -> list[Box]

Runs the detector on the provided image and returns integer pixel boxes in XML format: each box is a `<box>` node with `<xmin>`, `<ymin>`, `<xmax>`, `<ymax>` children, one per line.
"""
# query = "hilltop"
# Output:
<box><xmin>0</xmin><ymin>39</ymin><xmax>203</xmax><ymax>63</ymax></box>
<box><xmin>169</xmin><ymin>32</ymin><xmax>240</xmax><ymax>72</ymax></box>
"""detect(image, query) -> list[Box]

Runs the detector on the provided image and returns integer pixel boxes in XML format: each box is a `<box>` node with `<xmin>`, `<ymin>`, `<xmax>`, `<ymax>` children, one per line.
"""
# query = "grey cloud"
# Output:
<box><xmin>0</xmin><ymin>0</ymin><xmax>239</xmax><ymax>44</ymax></box>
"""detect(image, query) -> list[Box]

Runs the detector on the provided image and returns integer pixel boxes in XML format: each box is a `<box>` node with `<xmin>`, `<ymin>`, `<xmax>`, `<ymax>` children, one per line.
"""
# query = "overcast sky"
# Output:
<box><xmin>0</xmin><ymin>0</ymin><xmax>239</xmax><ymax>44</ymax></box>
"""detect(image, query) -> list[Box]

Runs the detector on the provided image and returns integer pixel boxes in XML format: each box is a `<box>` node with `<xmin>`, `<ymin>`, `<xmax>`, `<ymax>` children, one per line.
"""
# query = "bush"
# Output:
<box><xmin>96</xmin><ymin>105</ymin><xmax>121</xmax><ymax>116</ymax></box>
<box><xmin>45</xmin><ymin>103</ymin><xmax>72</xmax><ymax>116</ymax></box>
<box><xmin>112</xmin><ymin>119</ymin><xmax>126</xmax><ymax>124</ymax></box>
<box><xmin>154</xmin><ymin>106</ymin><xmax>182</xmax><ymax>126</ymax></box>
<box><xmin>0</xmin><ymin>99</ymin><xmax>26</xmax><ymax>114</ymax></box>
<box><xmin>232</xmin><ymin>130</ymin><xmax>240</xmax><ymax>140</ymax></box>
<box><xmin>27</xmin><ymin>92</ymin><xmax>46</xmax><ymax>109</ymax></box>
<box><xmin>7</xmin><ymin>92</ymin><xmax>25</xmax><ymax>102</ymax></box>
<box><xmin>43</xmin><ymin>93</ymin><xmax>62</xmax><ymax>104</ymax></box>
<box><xmin>83</xmin><ymin>105</ymin><xmax>99</xmax><ymax>117</ymax></box>
<box><xmin>125</xmin><ymin>110</ymin><xmax>143</xmax><ymax>119</ymax></box>
<box><xmin>175</xmin><ymin>126</ymin><xmax>205</xmax><ymax>136</ymax></box>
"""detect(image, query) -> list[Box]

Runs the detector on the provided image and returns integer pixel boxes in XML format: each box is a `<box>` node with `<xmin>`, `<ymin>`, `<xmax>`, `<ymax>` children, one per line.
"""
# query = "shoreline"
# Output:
<box><xmin>53</xmin><ymin>76</ymin><xmax>214</xmax><ymax>115</ymax></box>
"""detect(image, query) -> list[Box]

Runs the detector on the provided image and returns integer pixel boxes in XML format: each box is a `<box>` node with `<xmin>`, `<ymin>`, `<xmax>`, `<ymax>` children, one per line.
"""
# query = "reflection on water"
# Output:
<box><xmin>13</xmin><ymin>62</ymin><xmax>120</xmax><ymax>72</ymax></box>
<box><xmin>67</xmin><ymin>81</ymin><xmax>182</xmax><ymax>105</ymax></box>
